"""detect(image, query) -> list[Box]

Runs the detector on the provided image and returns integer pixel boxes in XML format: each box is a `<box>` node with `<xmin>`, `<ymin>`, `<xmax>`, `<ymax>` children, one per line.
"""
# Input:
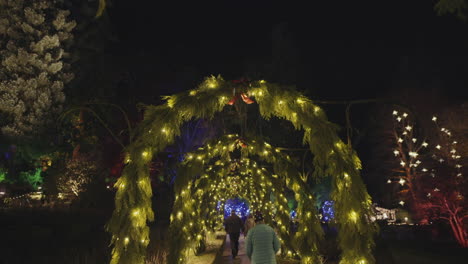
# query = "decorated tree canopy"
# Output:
<box><xmin>106</xmin><ymin>76</ymin><xmax>378</xmax><ymax>264</ymax></box>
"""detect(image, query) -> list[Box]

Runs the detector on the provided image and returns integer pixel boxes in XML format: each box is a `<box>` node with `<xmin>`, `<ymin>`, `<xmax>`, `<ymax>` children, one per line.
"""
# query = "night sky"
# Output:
<box><xmin>108</xmin><ymin>0</ymin><xmax>468</xmax><ymax>101</ymax></box>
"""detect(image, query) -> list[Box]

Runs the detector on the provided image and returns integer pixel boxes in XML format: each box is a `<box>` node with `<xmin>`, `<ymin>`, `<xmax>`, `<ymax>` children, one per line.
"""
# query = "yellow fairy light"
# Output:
<box><xmin>358</xmin><ymin>259</ymin><xmax>367</xmax><ymax>264</ymax></box>
<box><xmin>206</xmin><ymin>79</ymin><xmax>217</xmax><ymax>88</ymax></box>
<box><xmin>177</xmin><ymin>211</ymin><xmax>183</xmax><ymax>220</ymax></box>
<box><xmin>124</xmin><ymin>237</ymin><xmax>129</xmax><ymax>244</ymax></box>
<box><xmin>349</xmin><ymin>210</ymin><xmax>358</xmax><ymax>223</ymax></box>
<box><xmin>132</xmin><ymin>209</ymin><xmax>140</xmax><ymax>216</ymax></box>
<box><xmin>314</xmin><ymin>106</ymin><xmax>320</xmax><ymax>113</ymax></box>
<box><xmin>278</xmin><ymin>100</ymin><xmax>284</xmax><ymax>105</ymax></box>
<box><xmin>142</xmin><ymin>151</ymin><xmax>149</xmax><ymax>158</ymax></box>
<box><xmin>189</xmin><ymin>90</ymin><xmax>197</xmax><ymax>96</ymax></box>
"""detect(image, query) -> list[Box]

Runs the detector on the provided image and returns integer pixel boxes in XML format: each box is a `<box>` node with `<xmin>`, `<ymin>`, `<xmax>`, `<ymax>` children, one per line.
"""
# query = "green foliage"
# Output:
<box><xmin>107</xmin><ymin>76</ymin><xmax>378</xmax><ymax>264</ymax></box>
<box><xmin>96</xmin><ymin>0</ymin><xmax>107</xmax><ymax>18</ymax></box>
<box><xmin>0</xmin><ymin>167</ymin><xmax>6</xmax><ymax>183</ymax></box>
<box><xmin>435</xmin><ymin>0</ymin><xmax>468</xmax><ymax>20</ymax></box>
<box><xmin>19</xmin><ymin>168</ymin><xmax>43</xmax><ymax>190</ymax></box>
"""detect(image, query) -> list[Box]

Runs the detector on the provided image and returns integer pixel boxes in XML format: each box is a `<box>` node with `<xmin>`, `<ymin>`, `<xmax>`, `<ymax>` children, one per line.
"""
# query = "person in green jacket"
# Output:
<box><xmin>246</xmin><ymin>211</ymin><xmax>281</xmax><ymax>264</ymax></box>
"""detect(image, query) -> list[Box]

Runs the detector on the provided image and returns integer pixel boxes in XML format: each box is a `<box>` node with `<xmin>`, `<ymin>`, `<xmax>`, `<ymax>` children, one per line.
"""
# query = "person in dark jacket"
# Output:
<box><xmin>224</xmin><ymin>210</ymin><xmax>244</xmax><ymax>258</ymax></box>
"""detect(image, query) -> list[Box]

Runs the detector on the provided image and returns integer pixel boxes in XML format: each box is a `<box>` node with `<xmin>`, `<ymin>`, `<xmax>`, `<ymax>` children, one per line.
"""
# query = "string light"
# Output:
<box><xmin>399</xmin><ymin>178</ymin><xmax>405</xmax><ymax>186</ymax></box>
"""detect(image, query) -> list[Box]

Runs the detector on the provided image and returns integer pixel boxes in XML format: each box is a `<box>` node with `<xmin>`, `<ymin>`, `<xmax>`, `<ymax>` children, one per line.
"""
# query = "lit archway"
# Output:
<box><xmin>106</xmin><ymin>76</ymin><xmax>378</xmax><ymax>264</ymax></box>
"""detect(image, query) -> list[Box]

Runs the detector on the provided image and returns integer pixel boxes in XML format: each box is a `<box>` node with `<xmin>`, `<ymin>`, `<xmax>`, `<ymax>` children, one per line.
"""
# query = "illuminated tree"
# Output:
<box><xmin>389</xmin><ymin>110</ymin><xmax>428</xmax><ymax>221</ymax></box>
<box><xmin>19</xmin><ymin>168</ymin><xmax>43</xmax><ymax>190</ymax></box>
<box><xmin>390</xmin><ymin>109</ymin><xmax>467</xmax><ymax>247</ymax></box>
<box><xmin>57</xmin><ymin>157</ymin><xmax>97</xmax><ymax>197</ymax></box>
<box><xmin>0</xmin><ymin>0</ymin><xmax>76</xmax><ymax>136</ymax></box>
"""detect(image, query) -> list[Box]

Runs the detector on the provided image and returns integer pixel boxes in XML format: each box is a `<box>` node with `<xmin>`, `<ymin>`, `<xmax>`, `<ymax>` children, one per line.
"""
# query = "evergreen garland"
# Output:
<box><xmin>106</xmin><ymin>76</ymin><xmax>378</xmax><ymax>264</ymax></box>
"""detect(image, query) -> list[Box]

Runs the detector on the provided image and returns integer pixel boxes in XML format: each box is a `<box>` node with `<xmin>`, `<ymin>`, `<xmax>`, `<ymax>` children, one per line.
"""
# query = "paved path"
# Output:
<box><xmin>221</xmin><ymin>233</ymin><xmax>251</xmax><ymax>264</ymax></box>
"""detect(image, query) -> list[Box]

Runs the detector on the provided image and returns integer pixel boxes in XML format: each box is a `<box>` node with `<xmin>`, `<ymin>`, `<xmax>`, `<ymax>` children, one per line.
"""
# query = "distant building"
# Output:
<box><xmin>372</xmin><ymin>204</ymin><xmax>397</xmax><ymax>223</ymax></box>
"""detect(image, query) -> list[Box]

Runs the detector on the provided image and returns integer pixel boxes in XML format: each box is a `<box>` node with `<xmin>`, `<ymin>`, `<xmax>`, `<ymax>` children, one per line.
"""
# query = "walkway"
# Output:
<box><xmin>220</xmin><ymin>233</ymin><xmax>251</xmax><ymax>264</ymax></box>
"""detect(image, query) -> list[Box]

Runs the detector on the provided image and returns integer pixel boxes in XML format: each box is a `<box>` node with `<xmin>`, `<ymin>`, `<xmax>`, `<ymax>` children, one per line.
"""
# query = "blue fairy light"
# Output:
<box><xmin>321</xmin><ymin>200</ymin><xmax>335</xmax><ymax>222</ymax></box>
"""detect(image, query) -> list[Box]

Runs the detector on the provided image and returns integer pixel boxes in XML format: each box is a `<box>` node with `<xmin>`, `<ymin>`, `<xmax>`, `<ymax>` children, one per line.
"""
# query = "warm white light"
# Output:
<box><xmin>398</xmin><ymin>138</ymin><xmax>403</xmax><ymax>143</ymax></box>
<box><xmin>399</xmin><ymin>201</ymin><xmax>405</xmax><ymax>206</ymax></box>
<box><xmin>392</xmin><ymin>110</ymin><xmax>398</xmax><ymax>115</ymax></box>
<box><xmin>412</xmin><ymin>138</ymin><xmax>417</xmax><ymax>143</ymax></box>
<box><xmin>422</xmin><ymin>142</ymin><xmax>428</xmax><ymax>147</ymax></box>
<box><xmin>432</xmin><ymin>116</ymin><xmax>437</xmax><ymax>121</ymax></box>
<box><xmin>403</xmin><ymin>113</ymin><xmax>408</xmax><ymax>117</ymax></box>
<box><xmin>397</xmin><ymin>117</ymin><xmax>402</xmax><ymax>122</ymax></box>
<box><xmin>436</xmin><ymin>145</ymin><xmax>441</xmax><ymax>150</ymax></box>
<box><xmin>394</xmin><ymin>150</ymin><xmax>399</xmax><ymax>156</ymax></box>
<box><xmin>399</xmin><ymin>178</ymin><xmax>406</xmax><ymax>186</ymax></box>
<box><xmin>409</xmin><ymin>151</ymin><xmax>418</xmax><ymax>158</ymax></box>
<box><xmin>400</xmin><ymin>161</ymin><xmax>406</xmax><ymax>166</ymax></box>
<box><xmin>406</xmin><ymin>126</ymin><xmax>412</xmax><ymax>131</ymax></box>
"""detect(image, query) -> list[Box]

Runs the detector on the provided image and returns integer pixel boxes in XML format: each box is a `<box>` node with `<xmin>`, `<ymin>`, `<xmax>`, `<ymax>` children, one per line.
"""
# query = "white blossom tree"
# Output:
<box><xmin>390</xmin><ymin>109</ymin><xmax>467</xmax><ymax>247</ymax></box>
<box><xmin>0</xmin><ymin>0</ymin><xmax>76</xmax><ymax>136</ymax></box>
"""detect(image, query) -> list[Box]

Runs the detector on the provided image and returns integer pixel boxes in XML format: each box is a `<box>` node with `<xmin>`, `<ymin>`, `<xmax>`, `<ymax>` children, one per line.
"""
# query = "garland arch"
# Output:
<box><xmin>167</xmin><ymin>134</ymin><xmax>323</xmax><ymax>263</ymax></box>
<box><xmin>106</xmin><ymin>76</ymin><xmax>379</xmax><ymax>264</ymax></box>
